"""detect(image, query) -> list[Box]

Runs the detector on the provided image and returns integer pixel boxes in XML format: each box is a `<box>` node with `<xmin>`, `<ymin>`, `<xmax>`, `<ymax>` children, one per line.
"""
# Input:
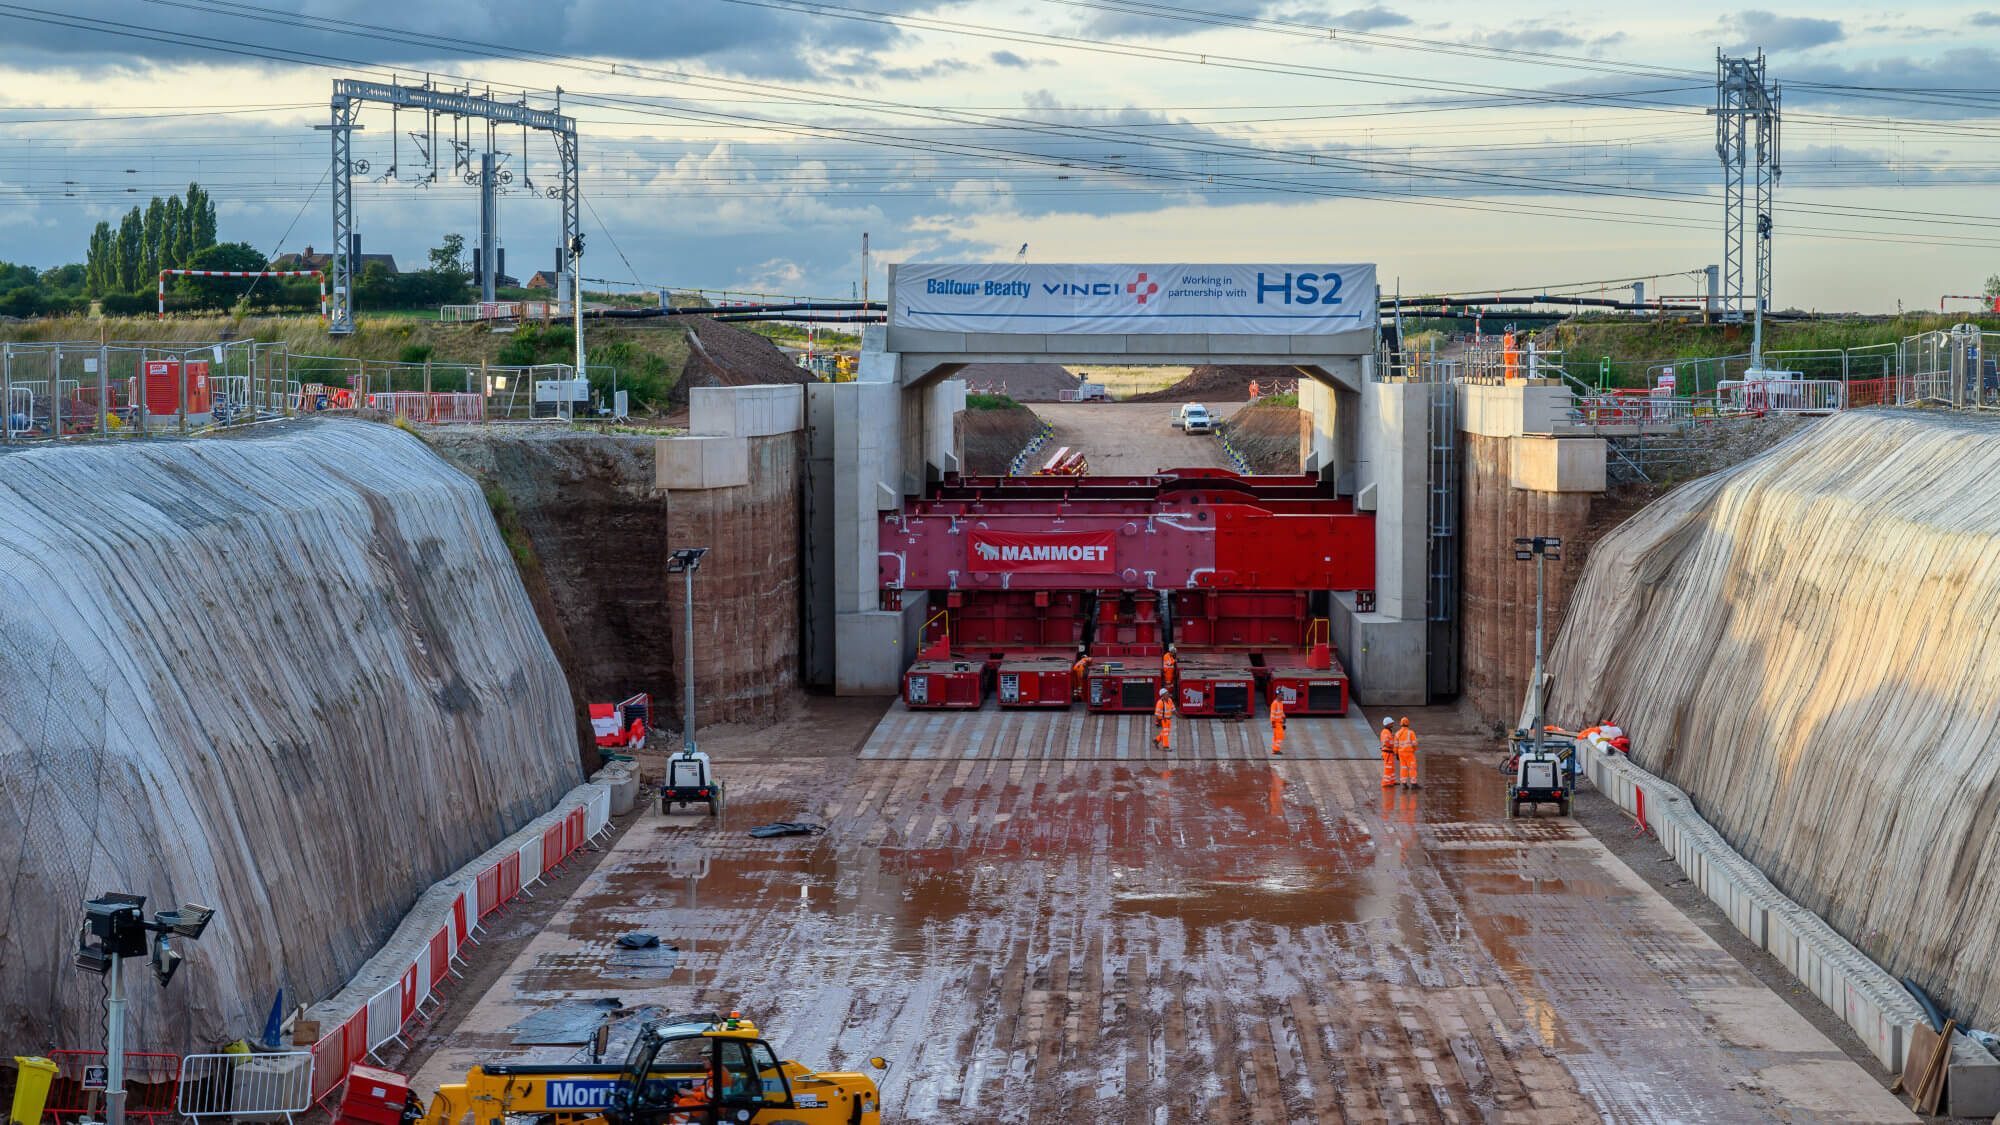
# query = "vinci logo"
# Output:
<box><xmin>968</xmin><ymin>530</ymin><xmax>1118</xmax><ymax>574</ymax></box>
<box><xmin>1127</xmin><ymin>273</ymin><xmax>1159</xmax><ymax>304</ymax></box>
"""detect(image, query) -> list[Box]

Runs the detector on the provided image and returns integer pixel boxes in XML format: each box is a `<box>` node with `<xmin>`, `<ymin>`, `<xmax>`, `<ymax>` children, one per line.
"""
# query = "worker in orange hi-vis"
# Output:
<box><xmin>1154</xmin><ymin>688</ymin><xmax>1175</xmax><ymax>752</ymax></box>
<box><xmin>1162</xmin><ymin>645</ymin><xmax>1178</xmax><ymax>692</ymax></box>
<box><xmin>1269</xmin><ymin>695</ymin><xmax>1286</xmax><ymax>755</ymax></box>
<box><xmin>1070</xmin><ymin>647</ymin><xmax>1090</xmax><ymax>702</ymax></box>
<box><xmin>1247</xmin><ymin>379</ymin><xmax>1260</xmax><ymax>400</ymax></box>
<box><xmin>1395</xmin><ymin>716</ymin><xmax>1421</xmax><ymax>788</ymax></box>
<box><xmin>1379</xmin><ymin>717</ymin><xmax>1396</xmax><ymax>788</ymax></box>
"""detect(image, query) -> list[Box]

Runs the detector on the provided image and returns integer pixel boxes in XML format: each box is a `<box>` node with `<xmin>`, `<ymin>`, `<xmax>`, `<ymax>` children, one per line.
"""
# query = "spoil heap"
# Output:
<box><xmin>0</xmin><ymin>420</ymin><xmax>577</xmax><ymax>1051</ymax></box>
<box><xmin>679</xmin><ymin>318</ymin><xmax>814</xmax><ymax>400</ymax></box>
<box><xmin>1548</xmin><ymin>409</ymin><xmax>2000</xmax><ymax>1031</ymax></box>
<box><xmin>956</xmin><ymin>363</ymin><xmax>1079</xmax><ymax>401</ymax></box>
<box><xmin>1126</xmin><ymin>365</ymin><xmax>1280</xmax><ymax>402</ymax></box>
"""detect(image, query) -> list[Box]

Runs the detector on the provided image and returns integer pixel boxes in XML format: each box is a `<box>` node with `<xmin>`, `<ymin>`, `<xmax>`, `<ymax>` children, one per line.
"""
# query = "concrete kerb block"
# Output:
<box><xmin>1572</xmin><ymin>738</ymin><xmax>1924</xmax><ymax>1071</ymax></box>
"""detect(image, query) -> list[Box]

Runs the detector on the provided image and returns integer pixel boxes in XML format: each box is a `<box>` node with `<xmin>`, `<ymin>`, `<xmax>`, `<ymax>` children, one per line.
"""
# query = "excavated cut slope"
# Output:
<box><xmin>1548</xmin><ymin>408</ymin><xmax>2000</xmax><ymax>1030</ymax></box>
<box><xmin>0</xmin><ymin>420</ymin><xmax>577</xmax><ymax>1052</ymax></box>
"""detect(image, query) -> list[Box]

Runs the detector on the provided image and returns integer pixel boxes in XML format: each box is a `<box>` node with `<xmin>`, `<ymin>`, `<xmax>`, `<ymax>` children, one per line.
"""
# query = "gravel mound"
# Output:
<box><xmin>956</xmin><ymin>363</ymin><xmax>1080</xmax><ymax>401</ymax></box>
<box><xmin>679</xmin><ymin>318</ymin><xmax>814</xmax><ymax>403</ymax></box>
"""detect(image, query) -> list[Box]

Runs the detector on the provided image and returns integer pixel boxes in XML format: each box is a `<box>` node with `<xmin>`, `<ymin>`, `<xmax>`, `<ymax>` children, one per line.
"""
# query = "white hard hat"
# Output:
<box><xmin>1382</xmin><ymin>717</ymin><xmax>1393</xmax><ymax>727</ymax></box>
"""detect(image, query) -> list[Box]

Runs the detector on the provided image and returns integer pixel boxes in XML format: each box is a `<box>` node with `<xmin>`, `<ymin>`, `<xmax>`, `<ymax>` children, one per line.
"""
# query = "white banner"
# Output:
<box><xmin>892</xmin><ymin>263</ymin><xmax>1376</xmax><ymax>335</ymax></box>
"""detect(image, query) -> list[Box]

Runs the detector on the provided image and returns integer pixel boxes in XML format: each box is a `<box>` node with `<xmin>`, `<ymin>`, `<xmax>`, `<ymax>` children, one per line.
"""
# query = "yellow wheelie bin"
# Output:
<box><xmin>11</xmin><ymin>1056</ymin><xmax>58</xmax><ymax>1125</ymax></box>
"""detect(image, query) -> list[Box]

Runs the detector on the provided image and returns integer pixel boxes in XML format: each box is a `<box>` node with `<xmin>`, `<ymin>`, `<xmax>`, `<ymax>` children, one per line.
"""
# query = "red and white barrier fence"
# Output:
<box><xmin>365</xmin><ymin>391</ymin><xmax>488</xmax><ymax>425</ymax></box>
<box><xmin>307</xmin><ymin>784</ymin><xmax>613</xmax><ymax>1106</ymax></box>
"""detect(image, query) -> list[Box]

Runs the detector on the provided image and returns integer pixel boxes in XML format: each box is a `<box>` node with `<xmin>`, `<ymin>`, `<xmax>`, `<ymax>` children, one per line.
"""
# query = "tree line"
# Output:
<box><xmin>0</xmin><ymin>181</ymin><xmax>476</xmax><ymax>319</ymax></box>
<box><xmin>85</xmin><ymin>184</ymin><xmax>219</xmax><ymax>295</ymax></box>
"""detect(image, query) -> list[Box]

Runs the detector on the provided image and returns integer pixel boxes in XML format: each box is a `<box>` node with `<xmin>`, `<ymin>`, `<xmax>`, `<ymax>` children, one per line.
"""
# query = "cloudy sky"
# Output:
<box><xmin>2</xmin><ymin>1</ymin><xmax>1998</xmax><ymax>311</ymax></box>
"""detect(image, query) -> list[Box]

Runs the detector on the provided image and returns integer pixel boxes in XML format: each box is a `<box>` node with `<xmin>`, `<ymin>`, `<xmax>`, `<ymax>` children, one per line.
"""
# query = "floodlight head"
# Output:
<box><xmin>666</xmin><ymin>547</ymin><xmax>709</xmax><ymax>573</ymax></box>
<box><xmin>150</xmin><ymin>934</ymin><xmax>183</xmax><ymax>987</ymax></box>
<box><xmin>159</xmin><ymin>903</ymin><xmax>215</xmax><ymax>940</ymax></box>
<box><xmin>73</xmin><ymin>920</ymin><xmax>111</xmax><ymax>975</ymax></box>
<box><xmin>82</xmin><ymin>894</ymin><xmax>149</xmax><ymax>957</ymax></box>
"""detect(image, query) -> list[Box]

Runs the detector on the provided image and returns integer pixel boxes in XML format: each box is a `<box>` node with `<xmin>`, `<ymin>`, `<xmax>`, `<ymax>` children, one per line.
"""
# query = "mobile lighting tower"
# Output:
<box><xmin>73</xmin><ymin>895</ymin><xmax>215</xmax><ymax>1125</ymax></box>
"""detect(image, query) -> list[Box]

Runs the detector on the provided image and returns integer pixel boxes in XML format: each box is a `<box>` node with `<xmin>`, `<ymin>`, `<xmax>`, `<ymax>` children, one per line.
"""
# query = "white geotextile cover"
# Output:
<box><xmin>1549</xmin><ymin>408</ymin><xmax>2000</xmax><ymax>1032</ymax></box>
<box><xmin>0</xmin><ymin>420</ymin><xmax>578</xmax><ymax>1053</ymax></box>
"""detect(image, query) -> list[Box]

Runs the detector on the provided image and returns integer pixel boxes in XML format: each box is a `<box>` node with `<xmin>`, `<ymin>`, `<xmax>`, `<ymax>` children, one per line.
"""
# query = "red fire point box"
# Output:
<box><xmin>134</xmin><ymin>359</ymin><xmax>211</xmax><ymax>416</ymax></box>
<box><xmin>337</xmin><ymin>1065</ymin><xmax>411</xmax><ymax>1125</ymax></box>
<box><xmin>904</xmin><ymin>659</ymin><xmax>986</xmax><ymax>709</ymax></box>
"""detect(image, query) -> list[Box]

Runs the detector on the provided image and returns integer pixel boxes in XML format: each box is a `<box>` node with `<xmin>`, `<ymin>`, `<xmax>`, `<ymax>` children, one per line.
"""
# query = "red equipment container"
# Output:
<box><xmin>336</xmin><ymin>1065</ymin><xmax>411</xmax><ymax>1125</ymax></box>
<box><xmin>133</xmin><ymin>359</ymin><xmax>212</xmax><ymax>417</ymax></box>
<box><xmin>1174</xmin><ymin>652</ymin><xmax>1257</xmax><ymax>717</ymax></box>
<box><xmin>1086</xmin><ymin>656</ymin><xmax>1163</xmax><ymax>712</ymax></box>
<box><xmin>995</xmin><ymin>656</ymin><xmax>1075</xmax><ymax>708</ymax></box>
<box><xmin>904</xmin><ymin>658</ymin><xmax>986</xmax><ymax>709</ymax></box>
<box><xmin>1267</xmin><ymin>657</ymin><xmax>1350</xmax><ymax>716</ymax></box>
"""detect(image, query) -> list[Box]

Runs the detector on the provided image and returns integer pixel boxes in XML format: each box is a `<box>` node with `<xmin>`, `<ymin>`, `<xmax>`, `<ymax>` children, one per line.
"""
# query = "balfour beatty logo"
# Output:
<box><xmin>974</xmin><ymin>541</ymin><xmax>1110</xmax><ymax>563</ymax></box>
<box><xmin>926</xmin><ymin>278</ymin><xmax>1030</xmax><ymax>297</ymax></box>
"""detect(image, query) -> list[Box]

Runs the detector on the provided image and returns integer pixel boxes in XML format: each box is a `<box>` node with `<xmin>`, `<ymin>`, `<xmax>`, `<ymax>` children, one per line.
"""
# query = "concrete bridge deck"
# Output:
<box><xmin>406</xmin><ymin>702</ymin><xmax>1912</xmax><ymax>1124</ymax></box>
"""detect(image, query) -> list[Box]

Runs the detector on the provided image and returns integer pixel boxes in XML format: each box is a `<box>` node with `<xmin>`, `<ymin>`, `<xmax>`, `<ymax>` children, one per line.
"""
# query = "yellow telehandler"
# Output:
<box><xmin>400</xmin><ymin>1013</ymin><xmax>887</xmax><ymax>1125</ymax></box>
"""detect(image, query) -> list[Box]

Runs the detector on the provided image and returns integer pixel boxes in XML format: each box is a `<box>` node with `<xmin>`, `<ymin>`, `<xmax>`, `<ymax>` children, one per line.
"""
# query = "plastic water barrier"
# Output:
<box><xmin>176</xmin><ymin>1052</ymin><xmax>314</xmax><ymax>1123</ymax></box>
<box><xmin>306</xmin><ymin>785</ymin><xmax>614</xmax><ymax>1103</ymax></box>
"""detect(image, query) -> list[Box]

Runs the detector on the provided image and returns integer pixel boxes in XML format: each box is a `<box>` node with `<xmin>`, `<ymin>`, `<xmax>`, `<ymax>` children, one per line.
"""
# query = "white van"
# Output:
<box><xmin>1174</xmin><ymin>403</ymin><xmax>1214</xmax><ymax>434</ymax></box>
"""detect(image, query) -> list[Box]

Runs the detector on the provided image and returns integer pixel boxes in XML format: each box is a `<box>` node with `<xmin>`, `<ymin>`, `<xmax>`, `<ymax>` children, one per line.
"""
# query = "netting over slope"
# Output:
<box><xmin>1548</xmin><ymin>408</ymin><xmax>2000</xmax><ymax>1031</ymax></box>
<box><xmin>0</xmin><ymin>419</ymin><xmax>578</xmax><ymax>1052</ymax></box>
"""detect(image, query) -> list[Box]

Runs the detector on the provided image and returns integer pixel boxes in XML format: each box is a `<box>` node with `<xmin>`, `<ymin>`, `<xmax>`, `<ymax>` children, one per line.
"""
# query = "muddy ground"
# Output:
<box><xmin>397</xmin><ymin>699</ymin><xmax>1913</xmax><ymax>1125</ymax></box>
<box><xmin>1035</xmin><ymin>402</ymin><xmax>1242</xmax><ymax>475</ymax></box>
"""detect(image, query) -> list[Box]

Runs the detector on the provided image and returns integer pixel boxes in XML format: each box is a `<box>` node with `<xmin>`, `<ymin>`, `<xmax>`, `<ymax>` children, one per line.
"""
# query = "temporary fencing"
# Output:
<box><xmin>176</xmin><ymin>1052</ymin><xmax>314</xmax><ymax>1124</ymax></box>
<box><xmin>42</xmin><ymin>1050</ymin><xmax>181</xmax><ymax>1125</ymax></box>
<box><xmin>305</xmin><ymin>784</ymin><xmax>614</xmax><ymax>1107</ymax></box>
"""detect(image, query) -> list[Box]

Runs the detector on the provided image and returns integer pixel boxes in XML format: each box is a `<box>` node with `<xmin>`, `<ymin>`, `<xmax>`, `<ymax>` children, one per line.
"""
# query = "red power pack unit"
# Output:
<box><xmin>1267</xmin><ymin>658</ymin><xmax>1350</xmax><ymax>716</ymax></box>
<box><xmin>337</xmin><ymin>1065</ymin><xmax>411</xmax><ymax>1125</ymax></box>
<box><xmin>1175</xmin><ymin>653</ymin><xmax>1258</xmax><ymax>717</ymax></box>
<box><xmin>1086</xmin><ymin>657</ymin><xmax>1163</xmax><ymax>712</ymax></box>
<box><xmin>904</xmin><ymin>658</ymin><xmax>986</xmax><ymax>709</ymax></box>
<box><xmin>996</xmin><ymin>656</ymin><xmax>1075</xmax><ymax>708</ymax></box>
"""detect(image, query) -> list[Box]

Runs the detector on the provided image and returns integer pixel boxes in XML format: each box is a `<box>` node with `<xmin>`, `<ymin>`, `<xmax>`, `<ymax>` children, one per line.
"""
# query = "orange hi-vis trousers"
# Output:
<box><xmin>1395</xmin><ymin>732</ymin><xmax>1419</xmax><ymax>785</ymax></box>
<box><xmin>1271</xmin><ymin>721</ymin><xmax>1285</xmax><ymax>755</ymax></box>
<box><xmin>1381</xmin><ymin>735</ymin><xmax>1396</xmax><ymax>786</ymax></box>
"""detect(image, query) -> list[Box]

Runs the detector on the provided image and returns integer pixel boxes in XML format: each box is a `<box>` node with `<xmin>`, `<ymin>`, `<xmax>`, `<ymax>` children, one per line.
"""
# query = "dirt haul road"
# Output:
<box><xmin>410</xmin><ymin>704</ymin><xmax>1909</xmax><ymax>1124</ymax></box>
<box><xmin>1034</xmin><ymin>401</ymin><xmax>1243</xmax><ymax>475</ymax></box>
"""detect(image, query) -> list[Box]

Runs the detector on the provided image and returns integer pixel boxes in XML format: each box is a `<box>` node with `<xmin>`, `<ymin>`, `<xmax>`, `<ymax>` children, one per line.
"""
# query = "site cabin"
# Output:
<box><xmin>1086</xmin><ymin>657</ymin><xmax>1166</xmax><ymax>712</ymax></box>
<box><xmin>904</xmin><ymin>659</ymin><xmax>986</xmax><ymax>709</ymax></box>
<box><xmin>1172</xmin><ymin>403</ymin><xmax>1215</xmax><ymax>434</ymax></box>
<box><xmin>995</xmin><ymin>656</ymin><xmax>1075</xmax><ymax>708</ymax></box>
<box><xmin>1266</xmin><ymin>659</ymin><xmax>1350</xmax><ymax>716</ymax></box>
<box><xmin>1174</xmin><ymin>652</ymin><xmax>1257</xmax><ymax>718</ymax></box>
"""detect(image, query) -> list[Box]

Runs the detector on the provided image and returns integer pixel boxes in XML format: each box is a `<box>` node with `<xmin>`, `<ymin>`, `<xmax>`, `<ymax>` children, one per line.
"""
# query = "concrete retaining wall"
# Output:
<box><xmin>1574</xmin><ymin>737</ymin><xmax>1924</xmax><ymax>1072</ymax></box>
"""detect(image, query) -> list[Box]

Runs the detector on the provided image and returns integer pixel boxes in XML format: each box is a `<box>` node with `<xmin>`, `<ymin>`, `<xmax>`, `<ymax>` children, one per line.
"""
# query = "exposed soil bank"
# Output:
<box><xmin>1225</xmin><ymin>403</ymin><xmax>1304</xmax><ymax>474</ymax></box>
<box><xmin>961</xmin><ymin>406</ymin><xmax>1044</xmax><ymax>474</ymax></box>
<box><xmin>428</xmin><ymin>428</ymin><xmax>804</xmax><ymax>734</ymax></box>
